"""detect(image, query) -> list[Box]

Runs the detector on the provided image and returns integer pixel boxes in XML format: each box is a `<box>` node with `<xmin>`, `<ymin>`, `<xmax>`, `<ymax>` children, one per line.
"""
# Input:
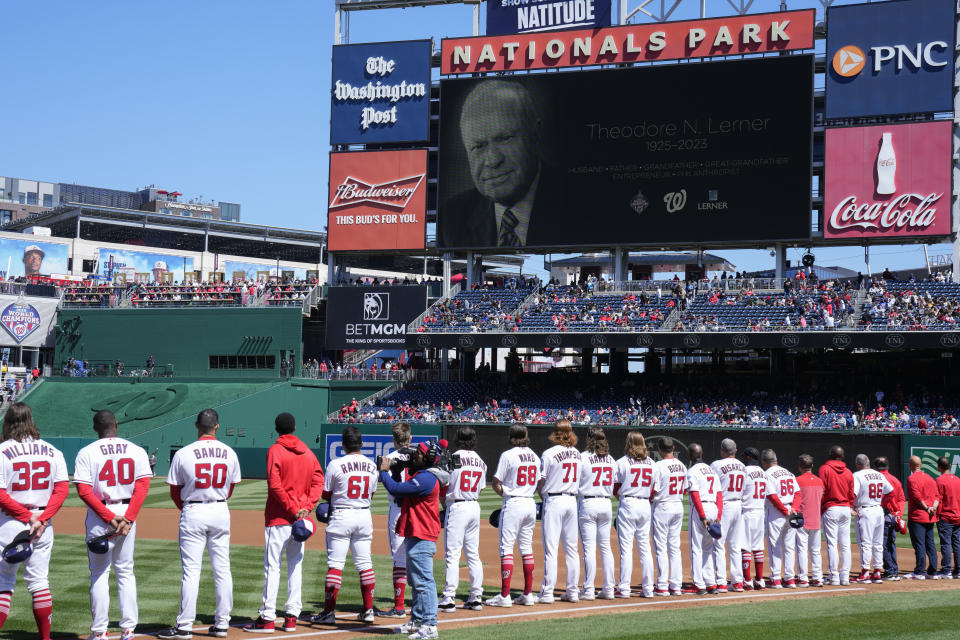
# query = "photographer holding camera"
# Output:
<box><xmin>378</xmin><ymin>440</ymin><xmax>451</xmax><ymax>640</ymax></box>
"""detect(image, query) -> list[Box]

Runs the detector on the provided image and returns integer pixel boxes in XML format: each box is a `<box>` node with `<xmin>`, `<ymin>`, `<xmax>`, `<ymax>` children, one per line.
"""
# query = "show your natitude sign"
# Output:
<box><xmin>328</xmin><ymin>150</ymin><xmax>427</xmax><ymax>252</ymax></box>
<box><xmin>824</xmin><ymin>121</ymin><xmax>952</xmax><ymax>240</ymax></box>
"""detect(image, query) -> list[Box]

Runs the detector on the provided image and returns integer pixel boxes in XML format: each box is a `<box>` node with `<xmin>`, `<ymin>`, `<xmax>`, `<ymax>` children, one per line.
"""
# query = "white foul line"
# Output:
<box><xmin>114</xmin><ymin>587</ymin><xmax>866</xmax><ymax>639</ymax></box>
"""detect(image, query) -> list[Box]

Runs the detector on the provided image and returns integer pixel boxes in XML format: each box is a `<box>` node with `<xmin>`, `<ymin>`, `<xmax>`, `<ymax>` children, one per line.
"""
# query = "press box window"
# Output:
<box><xmin>209</xmin><ymin>355</ymin><xmax>276</xmax><ymax>369</ymax></box>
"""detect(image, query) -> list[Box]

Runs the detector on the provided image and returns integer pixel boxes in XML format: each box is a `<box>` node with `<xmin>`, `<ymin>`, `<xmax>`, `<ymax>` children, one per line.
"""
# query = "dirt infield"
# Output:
<box><xmin>54</xmin><ymin>506</ymin><xmax>959</xmax><ymax>640</ymax></box>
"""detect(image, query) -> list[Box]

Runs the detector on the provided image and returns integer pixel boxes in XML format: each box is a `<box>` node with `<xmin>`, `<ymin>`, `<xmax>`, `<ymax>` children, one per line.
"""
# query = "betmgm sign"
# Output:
<box><xmin>325</xmin><ymin>286</ymin><xmax>427</xmax><ymax>349</ymax></box>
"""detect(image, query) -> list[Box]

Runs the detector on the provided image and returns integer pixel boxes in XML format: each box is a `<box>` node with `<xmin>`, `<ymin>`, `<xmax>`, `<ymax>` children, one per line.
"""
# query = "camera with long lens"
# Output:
<box><xmin>376</xmin><ymin>443</ymin><xmax>461</xmax><ymax>480</ymax></box>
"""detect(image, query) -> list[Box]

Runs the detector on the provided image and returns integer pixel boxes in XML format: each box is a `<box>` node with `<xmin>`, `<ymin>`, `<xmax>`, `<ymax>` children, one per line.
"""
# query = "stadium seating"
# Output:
<box><xmin>420</xmin><ymin>286</ymin><xmax>532</xmax><ymax>332</ymax></box>
<box><xmin>860</xmin><ymin>281</ymin><xmax>960</xmax><ymax>329</ymax></box>
<box><xmin>130</xmin><ymin>283</ymin><xmax>250</xmax><ymax>307</ymax></box>
<box><xmin>517</xmin><ymin>285</ymin><xmax>672</xmax><ymax>332</ymax></box>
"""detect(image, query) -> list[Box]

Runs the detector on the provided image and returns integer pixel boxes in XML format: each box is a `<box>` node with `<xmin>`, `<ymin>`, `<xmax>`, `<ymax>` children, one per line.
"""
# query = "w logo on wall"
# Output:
<box><xmin>363</xmin><ymin>293</ymin><xmax>389</xmax><ymax>320</ymax></box>
<box><xmin>0</xmin><ymin>301</ymin><xmax>41</xmax><ymax>344</ymax></box>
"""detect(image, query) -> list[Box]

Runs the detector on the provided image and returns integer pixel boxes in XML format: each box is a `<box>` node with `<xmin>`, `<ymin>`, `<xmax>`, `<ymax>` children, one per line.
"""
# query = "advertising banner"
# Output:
<box><xmin>486</xmin><ymin>0</ymin><xmax>612</xmax><ymax>36</ymax></box>
<box><xmin>437</xmin><ymin>55</ymin><xmax>812</xmax><ymax>250</ymax></box>
<box><xmin>0</xmin><ymin>237</ymin><xmax>69</xmax><ymax>279</ymax></box>
<box><xmin>824</xmin><ymin>121</ymin><xmax>952</xmax><ymax>239</ymax></box>
<box><xmin>330</xmin><ymin>40</ymin><xmax>431</xmax><ymax>145</ymax></box>
<box><xmin>325</xmin><ymin>285</ymin><xmax>427</xmax><ymax>349</ymax></box>
<box><xmin>0</xmin><ymin>295</ymin><xmax>58</xmax><ymax>347</ymax></box>
<box><xmin>442</xmin><ymin>9</ymin><xmax>814</xmax><ymax>74</ymax></box>
<box><xmin>328</xmin><ymin>150</ymin><xmax>427</xmax><ymax>252</ymax></box>
<box><xmin>324</xmin><ymin>433</ymin><xmax>434</xmax><ymax>467</ymax></box>
<box><xmin>902</xmin><ymin>434</ymin><xmax>960</xmax><ymax>479</ymax></box>
<box><xmin>826</xmin><ymin>0</ymin><xmax>955</xmax><ymax>119</ymax></box>
<box><xmin>224</xmin><ymin>261</ymin><xmax>307</xmax><ymax>282</ymax></box>
<box><xmin>96</xmin><ymin>248</ymin><xmax>195</xmax><ymax>282</ymax></box>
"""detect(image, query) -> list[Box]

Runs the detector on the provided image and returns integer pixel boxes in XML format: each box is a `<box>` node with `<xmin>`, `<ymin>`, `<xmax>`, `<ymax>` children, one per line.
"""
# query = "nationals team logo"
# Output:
<box><xmin>0</xmin><ymin>301</ymin><xmax>42</xmax><ymax>344</ymax></box>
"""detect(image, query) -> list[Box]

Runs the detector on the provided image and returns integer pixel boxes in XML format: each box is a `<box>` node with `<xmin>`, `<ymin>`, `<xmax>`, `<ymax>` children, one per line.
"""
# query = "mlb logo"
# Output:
<box><xmin>363</xmin><ymin>293</ymin><xmax>389</xmax><ymax>320</ymax></box>
<box><xmin>0</xmin><ymin>302</ymin><xmax>41</xmax><ymax>344</ymax></box>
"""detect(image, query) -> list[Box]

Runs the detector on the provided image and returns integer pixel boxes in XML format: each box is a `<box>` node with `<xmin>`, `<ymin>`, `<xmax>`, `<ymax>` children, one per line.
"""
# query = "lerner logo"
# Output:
<box><xmin>363</xmin><ymin>293</ymin><xmax>389</xmax><ymax>320</ymax></box>
<box><xmin>1</xmin><ymin>302</ymin><xmax>42</xmax><ymax>344</ymax></box>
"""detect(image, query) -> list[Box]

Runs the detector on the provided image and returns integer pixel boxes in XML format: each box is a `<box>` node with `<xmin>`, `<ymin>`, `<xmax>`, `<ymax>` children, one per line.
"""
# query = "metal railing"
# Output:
<box><xmin>297</xmin><ymin>367</ymin><xmax>409</xmax><ymax>381</ymax></box>
<box><xmin>53</xmin><ymin>359</ymin><xmax>174</xmax><ymax>377</ymax></box>
<box><xmin>325</xmin><ymin>374</ymin><xmax>412</xmax><ymax>421</ymax></box>
<box><xmin>300</xmin><ymin>284</ymin><xmax>322</xmax><ymax>316</ymax></box>
<box><xmin>408</xmin><ymin>282</ymin><xmax>461</xmax><ymax>332</ymax></box>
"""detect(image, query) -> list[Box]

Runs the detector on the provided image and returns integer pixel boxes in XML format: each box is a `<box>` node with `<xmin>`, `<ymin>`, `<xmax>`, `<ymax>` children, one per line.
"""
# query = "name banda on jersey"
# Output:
<box><xmin>2</xmin><ymin>442</ymin><xmax>55</xmax><ymax>460</ymax></box>
<box><xmin>191</xmin><ymin>446</ymin><xmax>229</xmax><ymax>460</ymax></box>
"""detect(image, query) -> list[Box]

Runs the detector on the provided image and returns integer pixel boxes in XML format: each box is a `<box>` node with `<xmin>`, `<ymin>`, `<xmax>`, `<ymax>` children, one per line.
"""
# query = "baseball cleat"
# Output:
<box><xmin>375</xmin><ymin>607</ymin><xmax>406</xmax><ymax>618</ymax></box>
<box><xmin>669</xmin><ymin>589</ymin><xmax>683</xmax><ymax>597</ymax></box>
<box><xmin>310</xmin><ymin>610</ymin><xmax>337</xmax><ymax>625</ymax></box>
<box><xmin>784</xmin><ymin>579</ymin><xmax>797</xmax><ymax>588</ymax></box>
<box><xmin>281</xmin><ymin>615</ymin><xmax>297</xmax><ymax>632</ymax></box>
<box><xmin>852</xmin><ymin>571</ymin><xmax>871</xmax><ymax>584</ymax></box>
<box><xmin>535</xmin><ymin>592</ymin><xmax>555</xmax><ymax>604</ymax></box>
<box><xmin>929</xmin><ymin>574</ymin><xmax>942</xmax><ymax>580</ymax></box>
<box><xmin>484</xmin><ymin>593</ymin><xmax>513</xmax><ymax>607</ymax></box>
<box><xmin>397</xmin><ymin>620</ymin><xmax>420</xmax><ymax>634</ymax></box>
<box><xmin>121</xmin><ymin>630</ymin><xmax>135</xmax><ymax>640</ymax></box>
<box><xmin>408</xmin><ymin>625</ymin><xmax>439</xmax><ymax>640</ymax></box>
<box><xmin>597</xmin><ymin>590</ymin><xmax>615</xmax><ymax>600</ymax></box>
<box><xmin>640</xmin><ymin>591</ymin><xmax>654</xmax><ymax>598</ymax></box>
<box><xmin>742</xmin><ymin>581</ymin><xmax>754</xmax><ymax>591</ymax></box>
<box><xmin>798</xmin><ymin>580</ymin><xmax>810</xmax><ymax>588</ymax></box>
<box><xmin>157</xmin><ymin>628</ymin><xmax>193</xmax><ymax>640</ymax></box>
<box><xmin>208</xmin><ymin>628</ymin><xmax>229</xmax><ymax>638</ymax></box>
<box><xmin>872</xmin><ymin>572</ymin><xmax>883</xmax><ymax>584</ymax></box>
<box><xmin>715</xmin><ymin>584</ymin><xmax>728</xmax><ymax>594</ymax></box>
<box><xmin>769</xmin><ymin>579</ymin><xmax>782</xmax><ymax>589</ymax></box>
<box><xmin>513</xmin><ymin>593</ymin><xmax>536</xmax><ymax>606</ymax></box>
<box><xmin>88</xmin><ymin>632</ymin><xmax>109</xmax><ymax>640</ymax></box>
<box><xmin>560</xmin><ymin>592</ymin><xmax>579</xmax><ymax>603</ymax></box>
<box><xmin>754</xmin><ymin>579</ymin><xmax>766</xmax><ymax>590</ymax></box>
<box><xmin>578</xmin><ymin>589</ymin><xmax>596</xmax><ymax>601</ymax></box>
<box><xmin>652</xmin><ymin>589</ymin><xmax>669</xmax><ymax>597</ymax></box>
<box><xmin>437</xmin><ymin>598</ymin><xmax>457</xmax><ymax>612</ymax></box>
<box><xmin>682</xmin><ymin>586</ymin><xmax>707</xmax><ymax>596</ymax></box>
<box><xmin>243</xmin><ymin>617</ymin><xmax>276</xmax><ymax>633</ymax></box>
<box><xmin>464</xmin><ymin>600</ymin><xmax>483</xmax><ymax>611</ymax></box>
<box><xmin>614</xmin><ymin>589</ymin><xmax>631</xmax><ymax>599</ymax></box>
<box><xmin>731</xmin><ymin>582</ymin><xmax>745</xmax><ymax>592</ymax></box>
<box><xmin>358</xmin><ymin>609</ymin><xmax>375</xmax><ymax>624</ymax></box>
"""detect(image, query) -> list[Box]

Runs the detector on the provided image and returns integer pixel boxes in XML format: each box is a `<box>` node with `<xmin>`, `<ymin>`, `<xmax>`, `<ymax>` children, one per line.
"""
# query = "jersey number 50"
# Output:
<box><xmin>195</xmin><ymin>463</ymin><xmax>228</xmax><ymax>489</ymax></box>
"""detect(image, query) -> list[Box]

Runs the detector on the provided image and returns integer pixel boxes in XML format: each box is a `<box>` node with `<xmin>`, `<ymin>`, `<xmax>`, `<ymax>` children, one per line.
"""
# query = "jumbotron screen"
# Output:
<box><xmin>437</xmin><ymin>54</ymin><xmax>813</xmax><ymax>250</ymax></box>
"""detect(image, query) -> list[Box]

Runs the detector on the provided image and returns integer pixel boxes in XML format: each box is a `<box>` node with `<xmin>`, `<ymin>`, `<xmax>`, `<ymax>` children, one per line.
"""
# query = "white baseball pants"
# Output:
<box><xmin>578</xmin><ymin>498</ymin><xmax>614</xmax><ymax>594</ymax></box>
<box><xmin>741</xmin><ymin>508</ymin><xmax>765</xmax><ymax>551</ymax></box>
<box><xmin>715</xmin><ymin>500</ymin><xmax>744</xmax><ymax>585</ymax></box>
<box><xmin>795</xmin><ymin>527</ymin><xmax>822</xmax><ymax>582</ymax></box>
<box><xmin>176</xmin><ymin>502</ymin><xmax>233</xmax><ymax>629</ymax></box>
<box><xmin>856</xmin><ymin>506</ymin><xmax>884</xmax><ymax>571</ymax></box>
<box><xmin>766</xmin><ymin>509</ymin><xmax>798</xmax><ymax>582</ymax></box>
<box><xmin>540</xmin><ymin>495</ymin><xmax>579</xmax><ymax>597</ymax></box>
<box><xmin>258</xmin><ymin>524</ymin><xmax>305</xmax><ymax>621</ymax></box>
<box><xmin>387</xmin><ymin>502</ymin><xmax>406</xmax><ymax>569</ymax></box>
<box><xmin>822</xmin><ymin>506</ymin><xmax>852</xmax><ymax>583</ymax></box>
<box><xmin>0</xmin><ymin>515</ymin><xmax>53</xmax><ymax>593</ymax></box>
<box><xmin>615</xmin><ymin>497</ymin><xmax>653</xmax><ymax>596</ymax></box>
<box><xmin>325</xmin><ymin>509</ymin><xmax>373</xmax><ymax>572</ymax></box>
<box><xmin>498</xmin><ymin>498</ymin><xmax>536</xmax><ymax>557</ymax></box>
<box><xmin>442</xmin><ymin>500</ymin><xmax>483</xmax><ymax>601</ymax></box>
<box><xmin>86</xmin><ymin>509</ymin><xmax>138</xmax><ymax>633</ymax></box>
<box><xmin>689</xmin><ymin>504</ymin><xmax>720</xmax><ymax>589</ymax></box>
<box><xmin>652</xmin><ymin>501</ymin><xmax>683</xmax><ymax>591</ymax></box>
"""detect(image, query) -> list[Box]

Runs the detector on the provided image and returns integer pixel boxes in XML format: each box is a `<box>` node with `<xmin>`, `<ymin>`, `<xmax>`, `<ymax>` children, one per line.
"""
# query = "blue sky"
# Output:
<box><xmin>4</xmin><ymin>0</ymin><xmax>952</xmax><ymax>278</ymax></box>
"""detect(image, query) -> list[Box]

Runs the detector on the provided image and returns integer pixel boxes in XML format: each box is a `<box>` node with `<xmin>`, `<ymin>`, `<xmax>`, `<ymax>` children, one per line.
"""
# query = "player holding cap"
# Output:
<box><xmin>440</xmin><ymin>426</ymin><xmax>486</xmax><ymax>611</ymax></box>
<box><xmin>614</xmin><ymin>431</ymin><xmax>655</xmax><ymax>598</ymax></box>
<box><xmin>487</xmin><ymin>424</ymin><xmax>541</xmax><ymax>607</ymax></box>
<box><xmin>311</xmin><ymin>426</ymin><xmax>378</xmax><ymax>624</ymax></box>
<box><xmin>684</xmin><ymin>443</ymin><xmax>723</xmax><ymax>595</ymax></box>
<box><xmin>740</xmin><ymin>447</ymin><xmax>767</xmax><ymax>589</ymax></box>
<box><xmin>159</xmin><ymin>409</ymin><xmax>242</xmax><ymax>639</ymax></box>
<box><xmin>710</xmin><ymin>438</ymin><xmax>746</xmax><ymax>592</ymax></box>
<box><xmin>244</xmin><ymin>413</ymin><xmax>324</xmax><ymax>633</ymax></box>
<box><xmin>651</xmin><ymin>437</ymin><xmax>686</xmax><ymax>596</ymax></box>
<box><xmin>74</xmin><ymin>409</ymin><xmax>152</xmax><ymax>640</ymax></box>
<box><xmin>762</xmin><ymin>449</ymin><xmax>802</xmax><ymax>588</ymax></box>
<box><xmin>535</xmin><ymin>420</ymin><xmax>580</xmax><ymax>604</ymax></box>
<box><xmin>578</xmin><ymin>427</ymin><xmax>616</xmax><ymax>600</ymax></box>
<box><xmin>0</xmin><ymin>403</ymin><xmax>69</xmax><ymax>640</ymax></box>
<box><xmin>852</xmin><ymin>454</ymin><xmax>893</xmax><ymax>584</ymax></box>
<box><xmin>377</xmin><ymin>422</ymin><xmax>412</xmax><ymax>618</ymax></box>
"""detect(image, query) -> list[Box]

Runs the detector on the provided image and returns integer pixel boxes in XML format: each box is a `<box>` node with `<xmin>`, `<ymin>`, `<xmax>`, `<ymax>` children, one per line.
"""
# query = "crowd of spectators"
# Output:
<box><xmin>860</xmin><ymin>277</ymin><xmax>960</xmax><ymax>329</ymax></box>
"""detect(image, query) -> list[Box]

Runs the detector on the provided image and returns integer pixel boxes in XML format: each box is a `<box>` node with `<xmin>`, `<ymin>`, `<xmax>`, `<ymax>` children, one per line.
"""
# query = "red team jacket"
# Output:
<box><xmin>395</xmin><ymin>471</ymin><xmax>442</xmax><ymax>542</ymax></box>
<box><xmin>818</xmin><ymin>459</ymin><xmax>854</xmax><ymax>513</ymax></box>
<box><xmin>265</xmin><ymin>434</ymin><xmax>324</xmax><ymax>527</ymax></box>
<box><xmin>906</xmin><ymin>470</ymin><xmax>939</xmax><ymax>524</ymax></box>
<box><xmin>796</xmin><ymin>471</ymin><xmax>824</xmax><ymax>529</ymax></box>
<box><xmin>936</xmin><ymin>472</ymin><xmax>960</xmax><ymax>525</ymax></box>
<box><xmin>880</xmin><ymin>469</ymin><xmax>906</xmax><ymax>516</ymax></box>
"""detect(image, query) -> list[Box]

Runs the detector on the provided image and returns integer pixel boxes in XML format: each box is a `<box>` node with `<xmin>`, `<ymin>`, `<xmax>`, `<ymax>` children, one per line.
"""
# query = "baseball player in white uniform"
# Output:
<box><xmin>852</xmin><ymin>454</ymin><xmax>893</xmax><ymax>584</ymax></box>
<box><xmin>440</xmin><ymin>426</ymin><xmax>486</xmax><ymax>611</ymax></box>
<box><xmin>685</xmin><ymin>443</ymin><xmax>723</xmax><ymax>594</ymax></box>
<box><xmin>578</xmin><ymin>426</ymin><xmax>616</xmax><ymax>600</ymax></box>
<box><xmin>0</xmin><ymin>403</ymin><xmax>69</xmax><ymax>640</ymax></box>
<box><xmin>74</xmin><ymin>410</ymin><xmax>152</xmax><ymax>640</ymax></box>
<box><xmin>614</xmin><ymin>431</ymin><xmax>655</xmax><ymax>598</ymax></box>
<box><xmin>535</xmin><ymin>420</ymin><xmax>581</xmax><ymax>604</ymax></box>
<box><xmin>159</xmin><ymin>409</ymin><xmax>242</xmax><ymax>640</ymax></box>
<box><xmin>761</xmin><ymin>449</ymin><xmax>802</xmax><ymax>588</ymax></box>
<box><xmin>651</xmin><ymin>437</ymin><xmax>686</xmax><ymax>595</ymax></box>
<box><xmin>487</xmin><ymin>424</ymin><xmax>541</xmax><ymax>607</ymax></box>
<box><xmin>377</xmin><ymin>422</ymin><xmax>411</xmax><ymax>618</ymax></box>
<box><xmin>740</xmin><ymin>447</ymin><xmax>767</xmax><ymax>590</ymax></box>
<box><xmin>710</xmin><ymin>438</ymin><xmax>747</xmax><ymax>592</ymax></box>
<box><xmin>311</xmin><ymin>426</ymin><xmax>379</xmax><ymax>624</ymax></box>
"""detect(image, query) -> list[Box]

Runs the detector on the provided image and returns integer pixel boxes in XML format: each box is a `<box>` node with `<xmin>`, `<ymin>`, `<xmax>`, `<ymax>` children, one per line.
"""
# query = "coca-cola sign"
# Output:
<box><xmin>327</xmin><ymin>150</ymin><xmax>427</xmax><ymax>251</ymax></box>
<box><xmin>824</xmin><ymin>121</ymin><xmax>952</xmax><ymax>239</ymax></box>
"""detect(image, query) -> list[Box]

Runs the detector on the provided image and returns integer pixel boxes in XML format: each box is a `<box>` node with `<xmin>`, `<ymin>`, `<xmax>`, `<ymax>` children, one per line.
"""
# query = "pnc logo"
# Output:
<box><xmin>832</xmin><ymin>45</ymin><xmax>865</xmax><ymax>77</ymax></box>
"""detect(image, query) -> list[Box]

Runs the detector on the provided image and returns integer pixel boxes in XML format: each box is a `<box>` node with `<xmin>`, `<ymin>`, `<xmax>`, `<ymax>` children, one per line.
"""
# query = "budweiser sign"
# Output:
<box><xmin>441</xmin><ymin>9</ymin><xmax>814</xmax><ymax>74</ymax></box>
<box><xmin>824</xmin><ymin>121</ymin><xmax>952</xmax><ymax>239</ymax></box>
<box><xmin>329</xmin><ymin>174</ymin><xmax>424</xmax><ymax>210</ymax></box>
<box><xmin>327</xmin><ymin>150</ymin><xmax>427</xmax><ymax>252</ymax></box>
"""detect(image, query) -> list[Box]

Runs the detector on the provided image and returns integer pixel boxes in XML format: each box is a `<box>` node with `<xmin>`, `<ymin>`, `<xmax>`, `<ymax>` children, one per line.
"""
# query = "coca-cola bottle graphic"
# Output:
<box><xmin>876</xmin><ymin>132</ymin><xmax>896</xmax><ymax>195</ymax></box>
